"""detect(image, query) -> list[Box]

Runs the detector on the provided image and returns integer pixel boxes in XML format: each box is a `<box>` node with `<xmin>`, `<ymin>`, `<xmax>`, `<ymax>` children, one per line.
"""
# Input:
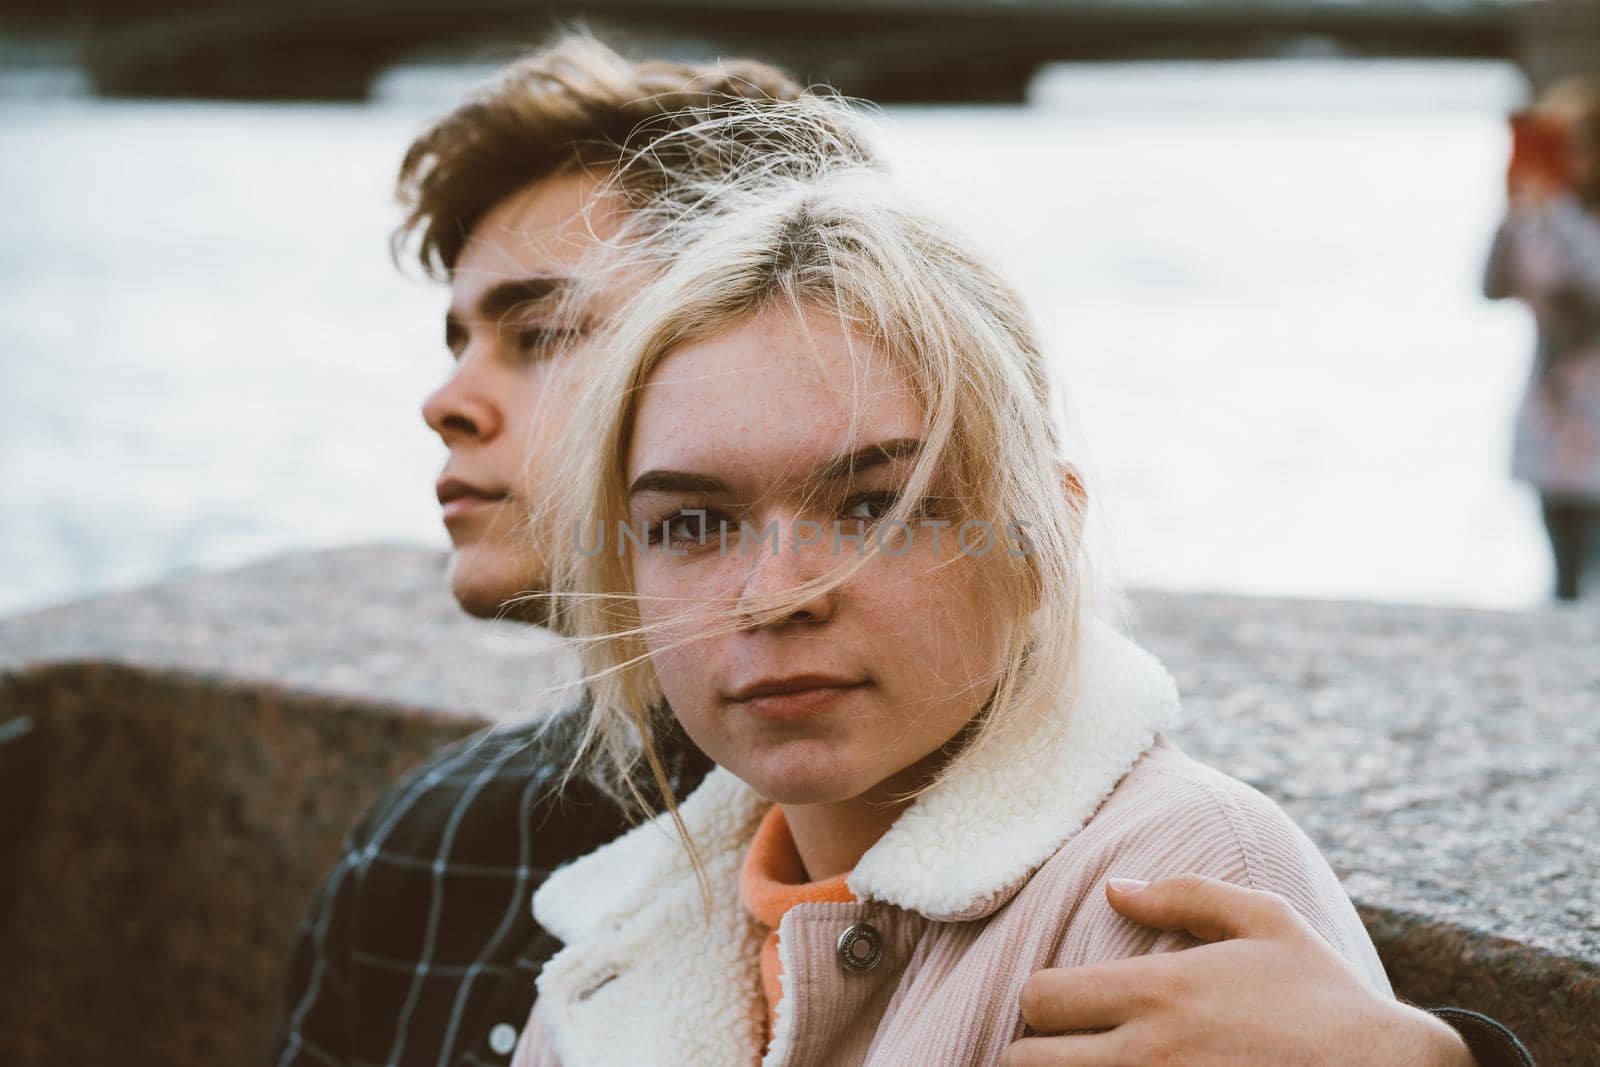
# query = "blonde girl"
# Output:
<box><xmin>514</xmin><ymin>167</ymin><xmax>1390</xmax><ymax>1066</ymax></box>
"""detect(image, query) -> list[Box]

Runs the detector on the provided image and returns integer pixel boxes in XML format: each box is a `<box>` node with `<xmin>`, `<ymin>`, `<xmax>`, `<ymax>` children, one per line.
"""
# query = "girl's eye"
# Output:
<box><xmin>842</xmin><ymin>492</ymin><xmax>898</xmax><ymax>523</ymax></box>
<box><xmin>649</xmin><ymin>508</ymin><xmax>724</xmax><ymax>548</ymax></box>
<box><xmin>667</xmin><ymin>511</ymin><xmax>708</xmax><ymax>542</ymax></box>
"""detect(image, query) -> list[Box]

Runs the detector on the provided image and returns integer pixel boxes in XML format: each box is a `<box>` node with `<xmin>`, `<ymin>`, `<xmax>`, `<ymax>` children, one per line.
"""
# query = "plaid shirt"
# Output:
<box><xmin>269</xmin><ymin>715</ymin><xmax>1534</xmax><ymax>1067</ymax></box>
<box><xmin>269</xmin><ymin>706</ymin><xmax>710</xmax><ymax>1067</ymax></box>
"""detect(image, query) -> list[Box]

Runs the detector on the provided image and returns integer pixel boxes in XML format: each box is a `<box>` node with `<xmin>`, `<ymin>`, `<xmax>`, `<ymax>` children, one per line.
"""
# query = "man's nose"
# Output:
<box><xmin>422</xmin><ymin>360</ymin><xmax>504</xmax><ymax>446</ymax></box>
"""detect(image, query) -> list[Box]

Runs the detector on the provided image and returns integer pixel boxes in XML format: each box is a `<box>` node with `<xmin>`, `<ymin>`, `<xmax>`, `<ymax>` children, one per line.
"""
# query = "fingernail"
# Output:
<box><xmin>1108</xmin><ymin>877</ymin><xmax>1148</xmax><ymax>894</ymax></box>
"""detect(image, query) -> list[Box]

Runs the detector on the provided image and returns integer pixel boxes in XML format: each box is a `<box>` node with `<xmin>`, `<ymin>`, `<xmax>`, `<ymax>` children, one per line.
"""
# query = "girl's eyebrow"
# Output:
<box><xmin>627</xmin><ymin>438</ymin><xmax>923</xmax><ymax>499</ymax></box>
<box><xmin>809</xmin><ymin>437</ymin><xmax>923</xmax><ymax>485</ymax></box>
<box><xmin>628</xmin><ymin>470</ymin><xmax>730</xmax><ymax>497</ymax></box>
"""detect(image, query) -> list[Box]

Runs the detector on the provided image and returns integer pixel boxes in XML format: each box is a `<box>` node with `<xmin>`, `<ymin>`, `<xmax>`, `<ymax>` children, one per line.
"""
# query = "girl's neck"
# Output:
<box><xmin>778</xmin><ymin>735</ymin><xmax>970</xmax><ymax>881</ymax></box>
<box><xmin>781</xmin><ymin>796</ymin><xmax>906</xmax><ymax>883</ymax></box>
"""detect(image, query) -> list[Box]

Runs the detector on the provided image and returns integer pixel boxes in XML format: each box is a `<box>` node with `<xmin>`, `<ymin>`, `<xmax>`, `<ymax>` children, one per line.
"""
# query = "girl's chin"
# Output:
<box><xmin>733</xmin><ymin>756</ymin><xmax>882</xmax><ymax>808</ymax></box>
<box><xmin>745</xmin><ymin>771</ymin><xmax>866</xmax><ymax>807</ymax></box>
<box><xmin>709</xmin><ymin>734</ymin><xmax>919</xmax><ymax>807</ymax></box>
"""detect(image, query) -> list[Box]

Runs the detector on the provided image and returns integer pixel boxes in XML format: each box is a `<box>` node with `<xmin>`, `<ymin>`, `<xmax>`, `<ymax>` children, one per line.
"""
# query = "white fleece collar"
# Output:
<box><xmin>531</xmin><ymin>621</ymin><xmax>1180</xmax><ymax>1065</ymax></box>
<box><xmin>849</xmin><ymin>618</ymin><xmax>1181</xmax><ymax>920</ymax></box>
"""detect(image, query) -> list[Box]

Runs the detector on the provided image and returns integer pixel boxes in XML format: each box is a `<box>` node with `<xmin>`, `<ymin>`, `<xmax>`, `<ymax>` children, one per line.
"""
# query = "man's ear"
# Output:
<box><xmin>1060</xmin><ymin>462</ymin><xmax>1087</xmax><ymax>516</ymax></box>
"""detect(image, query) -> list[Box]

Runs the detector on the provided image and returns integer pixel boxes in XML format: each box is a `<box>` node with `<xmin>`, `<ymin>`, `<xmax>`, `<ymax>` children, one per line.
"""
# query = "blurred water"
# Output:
<box><xmin>0</xmin><ymin>57</ymin><xmax>1555</xmax><ymax>615</ymax></box>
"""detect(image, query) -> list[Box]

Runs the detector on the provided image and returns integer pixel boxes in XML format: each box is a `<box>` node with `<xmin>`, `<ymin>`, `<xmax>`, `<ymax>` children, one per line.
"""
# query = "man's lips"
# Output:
<box><xmin>726</xmin><ymin>674</ymin><xmax>870</xmax><ymax>721</ymax></box>
<box><xmin>436</xmin><ymin>476</ymin><xmax>510</xmax><ymax>521</ymax></box>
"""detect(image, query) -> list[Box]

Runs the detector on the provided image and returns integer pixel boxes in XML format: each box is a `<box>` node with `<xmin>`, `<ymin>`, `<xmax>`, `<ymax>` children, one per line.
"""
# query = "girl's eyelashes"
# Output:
<box><xmin>844</xmin><ymin>489</ymin><xmax>941</xmax><ymax>524</ymax></box>
<box><xmin>642</xmin><ymin>492</ymin><xmax>917</xmax><ymax>552</ymax></box>
<box><xmin>841</xmin><ymin>490</ymin><xmax>901</xmax><ymax>523</ymax></box>
<box><xmin>646</xmin><ymin>506</ymin><xmax>733</xmax><ymax>548</ymax></box>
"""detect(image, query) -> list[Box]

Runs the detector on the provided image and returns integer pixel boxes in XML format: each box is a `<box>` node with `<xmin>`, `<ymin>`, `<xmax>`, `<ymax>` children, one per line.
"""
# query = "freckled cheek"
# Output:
<box><xmin>633</xmin><ymin>558</ymin><xmax>741</xmax><ymax>668</ymax></box>
<box><xmin>853</xmin><ymin>566</ymin><xmax>997</xmax><ymax>702</ymax></box>
<box><xmin>641</xmin><ymin>640</ymin><xmax>702</xmax><ymax>713</ymax></box>
<box><xmin>637</xmin><ymin>618</ymin><xmax>737</xmax><ymax>753</ymax></box>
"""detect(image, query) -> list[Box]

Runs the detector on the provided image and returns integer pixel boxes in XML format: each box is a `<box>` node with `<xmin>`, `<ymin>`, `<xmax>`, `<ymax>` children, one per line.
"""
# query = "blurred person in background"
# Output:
<box><xmin>1485</xmin><ymin>76</ymin><xmax>1600</xmax><ymax>602</ymax></box>
<box><xmin>270</xmin><ymin>34</ymin><xmax>1533</xmax><ymax>1067</ymax></box>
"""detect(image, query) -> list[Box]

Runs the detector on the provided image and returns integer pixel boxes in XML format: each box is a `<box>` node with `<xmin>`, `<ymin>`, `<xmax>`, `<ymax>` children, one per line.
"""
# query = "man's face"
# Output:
<box><xmin>422</xmin><ymin>170</ymin><xmax>619</xmax><ymax>619</ymax></box>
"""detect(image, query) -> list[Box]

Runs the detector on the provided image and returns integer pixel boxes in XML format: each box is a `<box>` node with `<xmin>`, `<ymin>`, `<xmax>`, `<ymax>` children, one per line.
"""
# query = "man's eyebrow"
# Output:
<box><xmin>478</xmin><ymin>276</ymin><xmax>567</xmax><ymax>319</ymax></box>
<box><xmin>809</xmin><ymin>437</ymin><xmax>923</xmax><ymax>485</ymax></box>
<box><xmin>444</xmin><ymin>276</ymin><xmax>569</xmax><ymax>354</ymax></box>
<box><xmin>628</xmin><ymin>470</ymin><xmax>732</xmax><ymax>497</ymax></box>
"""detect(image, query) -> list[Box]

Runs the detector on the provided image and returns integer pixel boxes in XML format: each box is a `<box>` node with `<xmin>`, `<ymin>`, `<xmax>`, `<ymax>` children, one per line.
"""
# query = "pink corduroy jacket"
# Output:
<box><xmin>513</xmin><ymin>623</ymin><xmax>1392</xmax><ymax>1067</ymax></box>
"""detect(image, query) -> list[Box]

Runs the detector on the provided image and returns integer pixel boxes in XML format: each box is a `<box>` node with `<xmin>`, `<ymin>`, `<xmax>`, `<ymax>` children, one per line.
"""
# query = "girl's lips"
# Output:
<box><xmin>736</xmin><ymin>681</ymin><xmax>870</xmax><ymax>721</ymax></box>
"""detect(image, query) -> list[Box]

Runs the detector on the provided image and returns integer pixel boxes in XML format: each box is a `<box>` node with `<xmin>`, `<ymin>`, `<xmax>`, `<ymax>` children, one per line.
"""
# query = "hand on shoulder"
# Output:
<box><xmin>1004</xmin><ymin>875</ymin><xmax>1483</xmax><ymax>1067</ymax></box>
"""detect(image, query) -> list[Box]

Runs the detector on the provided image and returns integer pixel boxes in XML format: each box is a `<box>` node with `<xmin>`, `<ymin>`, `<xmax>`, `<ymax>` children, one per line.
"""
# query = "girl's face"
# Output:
<box><xmin>625</xmin><ymin>305</ymin><xmax>1010</xmax><ymax>808</ymax></box>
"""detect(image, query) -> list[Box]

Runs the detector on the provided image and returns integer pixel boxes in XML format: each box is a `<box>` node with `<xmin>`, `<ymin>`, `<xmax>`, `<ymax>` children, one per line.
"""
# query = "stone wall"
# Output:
<box><xmin>0</xmin><ymin>664</ymin><xmax>478</xmax><ymax>1065</ymax></box>
<box><xmin>1</xmin><ymin>546</ymin><xmax>1595</xmax><ymax>1065</ymax></box>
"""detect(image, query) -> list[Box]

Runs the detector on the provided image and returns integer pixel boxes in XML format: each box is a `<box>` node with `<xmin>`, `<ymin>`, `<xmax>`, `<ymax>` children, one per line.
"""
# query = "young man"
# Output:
<box><xmin>271</xmin><ymin>36</ymin><xmax>1533</xmax><ymax>1067</ymax></box>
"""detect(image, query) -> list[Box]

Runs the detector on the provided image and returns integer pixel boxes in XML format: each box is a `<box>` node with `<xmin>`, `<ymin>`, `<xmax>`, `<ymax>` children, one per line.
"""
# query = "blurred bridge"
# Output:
<box><xmin>45</xmin><ymin>0</ymin><xmax>1600</xmax><ymax>101</ymax></box>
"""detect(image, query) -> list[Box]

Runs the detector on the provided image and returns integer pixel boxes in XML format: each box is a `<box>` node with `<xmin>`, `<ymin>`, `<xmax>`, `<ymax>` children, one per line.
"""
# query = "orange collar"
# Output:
<box><xmin>740</xmin><ymin>805</ymin><xmax>857</xmax><ymax>1044</ymax></box>
<box><xmin>739</xmin><ymin>805</ymin><xmax>855</xmax><ymax>927</ymax></box>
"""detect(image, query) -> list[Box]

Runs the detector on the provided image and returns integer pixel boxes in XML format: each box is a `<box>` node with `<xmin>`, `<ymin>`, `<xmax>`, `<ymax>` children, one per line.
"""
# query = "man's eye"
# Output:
<box><xmin>515</xmin><ymin>326</ymin><xmax>571</xmax><ymax>354</ymax></box>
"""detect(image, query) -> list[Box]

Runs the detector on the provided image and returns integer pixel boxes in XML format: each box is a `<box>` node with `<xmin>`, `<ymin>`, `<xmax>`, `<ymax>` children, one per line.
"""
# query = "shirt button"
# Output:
<box><xmin>836</xmin><ymin>922</ymin><xmax>884</xmax><ymax>973</ymax></box>
<box><xmin>489</xmin><ymin>1022</ymin><xmax>519</xmax><ymax>1056</ymax></box>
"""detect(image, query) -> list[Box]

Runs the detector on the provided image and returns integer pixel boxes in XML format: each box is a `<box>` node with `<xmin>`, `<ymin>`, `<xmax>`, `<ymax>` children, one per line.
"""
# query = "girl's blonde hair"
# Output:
<box><xmin>540</xmin><ymin>165</ymin><xmax>1104</xmax><ymax>839</ymax></box>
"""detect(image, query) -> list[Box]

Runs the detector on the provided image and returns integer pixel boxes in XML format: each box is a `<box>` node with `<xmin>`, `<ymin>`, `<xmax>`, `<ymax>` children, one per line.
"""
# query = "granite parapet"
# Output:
<box><xmin>1</xmin><ymin>546</ymin><xmax>1594</xmax><ymax>1064</ymax></box>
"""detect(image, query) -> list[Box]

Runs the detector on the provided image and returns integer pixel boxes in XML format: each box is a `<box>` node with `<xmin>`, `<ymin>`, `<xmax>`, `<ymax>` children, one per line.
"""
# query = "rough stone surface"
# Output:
<box><xmin>0</xmin><ymin>547</ymin><xmax>573</xmax><ymax>1067</ymax></box>
<box><xmin>0</xmin><ymin>544</ymin><xmax>578</xmax><ymax>718</ymax></box>
<box><xmin>1128</xmin><ymin>590</ymin><xmax>1600</xmax><ymax>1064</ymax></box>
<box><xmin>1</xmin><ymin>546</ymin><xmax>1596</xmax><ymax>1065</ymax></box>
<box><xmin>0</xmin><ymin>663</ymin><xmax>476</xmax><ymax>1067</ymax></box>
<box><xmin>1130</xmin><ymin>591</ymin><xmax>1600</xmax><ymax>966</ymax></box>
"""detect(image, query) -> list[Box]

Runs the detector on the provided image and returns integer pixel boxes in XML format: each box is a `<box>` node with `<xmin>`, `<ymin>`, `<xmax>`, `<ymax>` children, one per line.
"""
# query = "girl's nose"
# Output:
<box><xmin>735</xmin><ymin>519</ymin><xmax>840</xmax><ymax>630</ymax></box>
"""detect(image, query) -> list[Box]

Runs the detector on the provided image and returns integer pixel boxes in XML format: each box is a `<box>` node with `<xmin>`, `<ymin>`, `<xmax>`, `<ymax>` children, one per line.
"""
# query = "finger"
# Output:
<box><xmin>1002</xmin><ymin>1030</ymin><xmax>1129</xmax><ymax>1067</ymax></box>
<box><xmin>1104</xmin><ymin>873</ymin><xmax>1300</xmax><ymax>943</ymax></box>
<box><xmin>1018</xmin><ymin>957</ymin><xmax>1172</xmax><ymax>1033</ymax></box>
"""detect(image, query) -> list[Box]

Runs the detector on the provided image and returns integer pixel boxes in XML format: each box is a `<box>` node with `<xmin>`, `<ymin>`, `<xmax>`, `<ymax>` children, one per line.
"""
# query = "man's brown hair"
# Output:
<box><xmin>394</xmin><ymin>34</ymin><xmax>876</xmax><ymax>278</ymax></box>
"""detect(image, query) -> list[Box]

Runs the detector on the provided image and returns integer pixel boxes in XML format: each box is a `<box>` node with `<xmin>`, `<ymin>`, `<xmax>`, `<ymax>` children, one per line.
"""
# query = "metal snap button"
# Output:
<box><xmin>488</xmin><ymin>1023</ymin><xmax>519</xmax><ymax>1056</ymax></box>
<box><xmin>836</xmin><ymin>922</ymin><xmax>884</xmax><ymax>973</ymax></box>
